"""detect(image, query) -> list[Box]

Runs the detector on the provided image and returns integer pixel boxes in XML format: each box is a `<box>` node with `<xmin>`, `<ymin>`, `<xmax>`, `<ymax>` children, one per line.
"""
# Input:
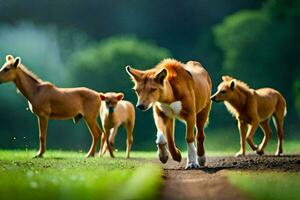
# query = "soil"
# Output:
<box><xmin>158</xmin><ymin>155</ymin><xmax>300</xmax><ymax>200</ymax></box>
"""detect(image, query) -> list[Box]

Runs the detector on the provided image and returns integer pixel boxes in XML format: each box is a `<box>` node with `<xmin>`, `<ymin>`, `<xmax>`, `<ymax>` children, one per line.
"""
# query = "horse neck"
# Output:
<box><xmin>103</xmin><ymin>109</ymin><xmax>116</xmax><ymax>127</ymax></box>
<box><xmin>106</xmin><ymin>110</ymin><xmax>113</xmax><ymax>118</ymax></box>
<box><xmin>228</xmin><ymin>86</ymin><xmax>248</xmax><ymax>112</ymax></box>
<box><xmin>13</xmin><ymin>69</ymin><xmax>40</xmax><ymax>102</ymax></box>
<box><xmin>102</xmin><ymin>106</ymin><xmax>114</xmax><ymax>118</ymax></box>
<box><xmin>158</xmin><ymin>81</ymin><xmax>175</xmax><ymax>103</ymax></box>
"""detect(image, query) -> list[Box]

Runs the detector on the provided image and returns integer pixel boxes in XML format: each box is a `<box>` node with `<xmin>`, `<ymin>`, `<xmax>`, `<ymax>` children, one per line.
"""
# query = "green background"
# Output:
<box><xmin>0</xmin><ymin>0</ymin><xmax>299</xmax><ymax>152</ymax></box>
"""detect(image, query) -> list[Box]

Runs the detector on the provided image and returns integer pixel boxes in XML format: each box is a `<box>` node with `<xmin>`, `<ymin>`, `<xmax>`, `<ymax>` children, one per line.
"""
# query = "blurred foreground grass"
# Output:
<box><xmin>227</xmin><ymin>171</ymin><xmax>300</xmax><ymax>200</ymax></box>
<box><xmin>0</xmin><ymin>147</ymin><xmax>299</xmax><ymax>200</ymax></box>
<box><xmin>0</xmin><ymin>150</ymin><xmax>162</xmax><ymax>200</ymax></box>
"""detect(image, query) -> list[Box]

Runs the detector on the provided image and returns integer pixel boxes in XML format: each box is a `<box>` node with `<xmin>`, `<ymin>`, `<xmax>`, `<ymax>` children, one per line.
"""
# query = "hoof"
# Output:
<box><xmin>159</xmin><ymin>154</ymin><xmax>169</xmax><ymax>164</ymax></box>
<box><xmin>275</xmin><ymin>151</ymin><xmax>283</xmax><ymax>156</ymax></box>
<box><xmin>256</xmin><ymin>149</ymin><xmax>264</xmax><ymax>155</ymax></box>
<box><xmin>34</xmin><ymin>154</ymin><xmax>43</xmax><ymax>159</ymax></box>
<box><xmin>157</xmin><ymin>144</ymin><xmax>169</xmax><ymax>164</ymax></box>
<box><xmin>85</xmin><ymin>154</ymin><xmax>94</xmax><ymax>158</ymax></box>
<box><xmin>185</xmin><ymin>162</ymin><xmax>200</xmax><ymax>170</ymax></box>
<box><xmin>197</xmin><ymin>155</ymin><xmax>206</xmax><ymax>166</ymax></box>
<box><xmin>235</xmin><ymin>152</ymin><xmax>245</xmax><ymax>157</ymax></box>
<box><xmin>109</xmin><ymin>154</ymin><xmax>115</xmax><ymax>158</ymax></box>
<box><xmin>173</xmin><ymin>151</ymin><xmax>182</xmax><ymax>163</ymax></box>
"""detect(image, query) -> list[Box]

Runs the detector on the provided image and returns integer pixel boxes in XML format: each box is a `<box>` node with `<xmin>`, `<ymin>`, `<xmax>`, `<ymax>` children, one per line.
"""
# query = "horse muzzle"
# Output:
<box><xmin>108</xmin><ymin>107</ymin><xmax>115</xmax><ymax>113</ymax></box>
<box><xmin>210</xmin><ymin>94</ymin><xmax>220</xmax><ymax>102</ymax></box>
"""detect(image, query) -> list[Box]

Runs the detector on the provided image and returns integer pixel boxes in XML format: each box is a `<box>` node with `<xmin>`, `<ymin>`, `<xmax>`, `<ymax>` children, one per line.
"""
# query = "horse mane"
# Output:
<box><xmin>156</xmin><ymin>58</ymin><xmax>183</xmax><ymax>69</ymax></box>
<box><xmin>235</xmin><ymin>79</ymin><xmax>250</xmax><ymax>91</ymax></box>
<box><xmin>223</xmin><ymin>76</ymin><xmax>252</xmax><ymax>118</ymax></box>
<box><xmin>224</xmin><ymin>75</ymin><xmax>251</xmax><ymax>91</ymax></box>
<box><xmin>19</xmin><ymin>64</ymin><xmax>43</xmax><ymax>83</ymax></box>
<box><xmin>155</xmin><ymin>58</ymin><xmax>184</xmax><ymax>80</ymax></box>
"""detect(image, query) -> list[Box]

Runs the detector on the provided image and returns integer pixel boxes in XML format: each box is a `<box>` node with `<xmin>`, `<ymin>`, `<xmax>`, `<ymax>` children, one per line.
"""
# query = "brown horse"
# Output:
<box><xmin>0</xmin><ymin>55</ymin><xmax>113</xmax><ymax>158</ymax></box>
<box><xmin>99</xmin><ymin>92</ymin><xmax>135</xmax><ymax>159</ymax></box>
<box><xmin>126</xmin><ymin>59</ymin><xmax>212</xmax><ymax>169</ymax></box>
<box><xmin>211</xmin><ymin>76</ymin><xmax>286</xmax><ymax>156</ymax></box>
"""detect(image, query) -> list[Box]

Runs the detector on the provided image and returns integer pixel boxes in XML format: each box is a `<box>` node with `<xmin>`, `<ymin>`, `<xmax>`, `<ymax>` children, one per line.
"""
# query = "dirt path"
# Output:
<box><xmin>159</xmin><ymin>155</ymin><xmax>300</xmax><ymax>200</ymax></box>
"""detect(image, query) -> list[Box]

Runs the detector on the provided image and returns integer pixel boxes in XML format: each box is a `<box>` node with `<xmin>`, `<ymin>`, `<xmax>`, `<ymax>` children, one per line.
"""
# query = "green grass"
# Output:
<box><xmin>204</xmin><ymin>128</ymin><xmax>300</xmax><ymax>156</ymax></box>
<box><xmin>0</xmin><ymin>139</ymin><xmax>299</xmax><ymax>200</ymax></box>
<box><xmin>0</xmin><ymin>150</ymin><xmax>161</xmax><ymax>200</ymax></box>
<box><xmin>205</xmin><ymin>140</ymin><xmax>300</xmax><ymax>156</ymax></box>
<box><xmin>227</xmin><ymin>171</ymin><xmax>300</xmax><ymax>200</ymax></box>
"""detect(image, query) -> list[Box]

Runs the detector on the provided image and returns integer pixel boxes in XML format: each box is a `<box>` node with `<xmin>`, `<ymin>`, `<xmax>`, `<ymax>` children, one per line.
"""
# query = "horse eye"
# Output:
<box><xmin>3</xmin><ymin>68</ymin><xmax>10</xmax><ymax>72</ymax></box>
<box><xmin>220</xmin><ymin>90</ymin><xmax>226</xmax><ymax>94</ymax></box>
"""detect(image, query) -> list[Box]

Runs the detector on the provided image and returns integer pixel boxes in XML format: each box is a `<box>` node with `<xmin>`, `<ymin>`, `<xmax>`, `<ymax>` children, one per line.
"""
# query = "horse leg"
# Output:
<box><xmin>109</xmin><ymin>127</ymin><xmax>118</xmax><ymax>150</ymax></box>
<box><xmin>35</xmin><ymin>116</ymin><xmax>48</xmax><ymax>158</ymax></box>
<box><xmin>84</xmin><ymin>118</ymin><xmax>101</xmax><ymax>157</ymax></box>
<box><xmin>246</xmin><ymin>122</ymin><xmax>259</xmax><ymax>151</ymax></box>
<box><xmin>273</xmin><ymin>113</ymin><xmax>284</xmax><ymax>156</ymax></box>
<box><xmin>185</xmin><ymin>114</ymin><xmax>198</xmax><ymax>170</ymax></box>
<box><xmin>100</xmin><ymin>127</ymin><xmax>117</xmax><ymax>156</ymax></box>
<box><xmin>153</xmin><ymin>111</ymin><xmax>169</xmax><ymax>164</ymax></box>
<box><xmin>195</xmin><ymin>103</ymin><xmax>211</xmax><ymax>166</ymax></box>
<box><xmin>124</xmin><ymin>123</ymin><xmax>133</xmax><ymax>159</ymax></box>
<box><xmin>235</xmin><ymin>120</ymin><xmax>248</xmax><ymax>157</ymax></box>
<box><xmin>99</xmin><ymin>133</ymin><xmax>106</xmax><ymax>156</ymax></box>
<box><xmin>256</xmin><ymin>120</ymin><xmax>272</xmax><ymax>155</ymax></box>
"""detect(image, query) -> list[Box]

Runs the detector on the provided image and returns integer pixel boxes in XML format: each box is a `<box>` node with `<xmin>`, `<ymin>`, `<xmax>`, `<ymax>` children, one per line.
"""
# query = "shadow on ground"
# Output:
<box><xmin>160</xmin><ymin>155</ymin><xmax>300</xmax><ymax>172</ymax></box>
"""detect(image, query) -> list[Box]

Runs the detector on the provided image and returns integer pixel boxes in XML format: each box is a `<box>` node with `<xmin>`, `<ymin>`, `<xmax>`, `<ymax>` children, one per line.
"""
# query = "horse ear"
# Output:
<box><xmin>154</xmin><ymin>68</ymin><xmax>167</xmax><ymax>85</ymax></box>
<box><xmin>222</xmin><ymin>75</ymin><xmax>233</xmax><ymax>81</ymax></box>
<box><xmin>6</xmin><ymin>55</ymin><xmax>14</xmax><ymax>63</ymax></box>
<box><xmin>116</xmin><ymin>93</ymin><xmax>124</xmax><ymax>101</ymax></box>
<box><xmin>126</xmin><ymin>66</ymin><xmax>143</xmax><ymax>82</ymax></box>
<box><xmin>230</xmin><ymin>80</ymin><xmax>235</xmax><ymax>91</ymax></box>
<box><xmin>99</xmin><ymin>93</ymin><xmax>106</xmax><ymax>101</ymax></box>
<box><xmin>13</xmin><ymin>57</ymin><xmax>21</xmax><ymax>67</ymax></box>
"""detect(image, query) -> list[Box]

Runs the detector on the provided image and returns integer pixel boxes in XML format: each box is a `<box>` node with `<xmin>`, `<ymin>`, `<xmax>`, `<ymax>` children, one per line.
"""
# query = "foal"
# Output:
<box><xmin>99</xmin><ymin>92</ymin><xmax>135</xmax><ymax>159</ymax></box>
<box><xmin>211</xmin><ymin>76</ymin><xmax>286</xmax><ymax>156</ymax></box>
<box><xmin>0</xmin><ymin>55</ymin><xmax>112</xmax><ymax>158</ymax></box>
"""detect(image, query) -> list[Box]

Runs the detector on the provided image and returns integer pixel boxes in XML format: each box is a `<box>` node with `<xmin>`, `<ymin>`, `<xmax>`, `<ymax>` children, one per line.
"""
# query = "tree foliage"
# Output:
<box><xmin>213</xmin><ymin>0</ymin><xmax>300</xmax><ymax>120</ymax></box>
<box><xmin>0</xmin><ymin>0</ymin><xmax>299</xmax><ymax>150</ymax></box>
<box><xmin>68</xmin><ymin>36</ymin><xmax>171</xmax><ymax>91</ymax></box>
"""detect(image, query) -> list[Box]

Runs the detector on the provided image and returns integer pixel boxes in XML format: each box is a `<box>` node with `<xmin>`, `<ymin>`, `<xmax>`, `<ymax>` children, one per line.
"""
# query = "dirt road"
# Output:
<box><xmin>159</xmin><ymin>155</ymin><xmax>300</xmax><ymax>200</ymax></box>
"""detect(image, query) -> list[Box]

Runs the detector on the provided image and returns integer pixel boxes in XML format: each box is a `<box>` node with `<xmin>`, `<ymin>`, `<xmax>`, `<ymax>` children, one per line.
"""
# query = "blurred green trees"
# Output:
<box><xmin>0</xmin><ymin>0</ymin><xmax>299</xmax><ymax>150</ymax></box>
<box><xmin>214</xmin><ymin>0</ymin><xmax>300</xmax><ymax>122</ymax></box>
<box><xmin>295</xmin><ymin>74</ymin><xmax>300</xmax><ymax>115</ymax></box>
<box><xmin>68</xmin><ymin>36</ymin><xmax>171</xmax><ymax>93</ymax></box>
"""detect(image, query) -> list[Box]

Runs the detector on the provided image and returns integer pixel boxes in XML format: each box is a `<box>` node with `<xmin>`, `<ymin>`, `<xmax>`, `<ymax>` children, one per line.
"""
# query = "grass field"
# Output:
<box><xmin>210</xmin><ymin>139</ymin><xmax>300</xmax><ymax>200</ymax></box>
<box><xmin>227</xmin><ymin>171</ymin><xmax>300</xmax><ymax>200</ymax></box>
<box><xmin>205</xmin><ymin>140</ymin><xmax>300</xmax><ymax>156</ymax></box>
<box><xmin>0</xmin><ymin>139</ymin><xmax>299</xmax><ymax>200</ymax></box>
<box><xmin>0</xmin><ymin>150</ymin><xmax>161</xmax><ymax>200</ymax></box>
<box><xmin>204</xmin><ymin>129</ymin><xmax>300</xmax><ymax>156</ymax></box>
